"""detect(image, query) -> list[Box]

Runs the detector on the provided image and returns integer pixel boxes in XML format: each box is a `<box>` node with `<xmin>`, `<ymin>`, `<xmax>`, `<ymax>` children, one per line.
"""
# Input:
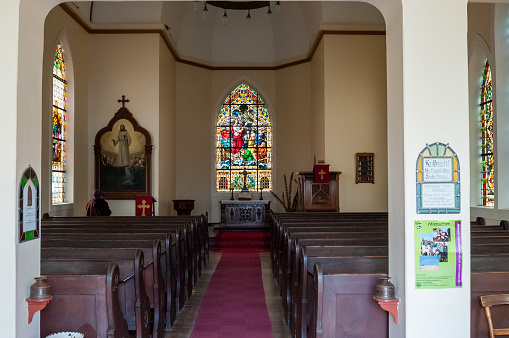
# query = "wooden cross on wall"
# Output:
<box><xmin>118</xmin><ymin>95</ymin><xmax>129</xmax><ymax>108</ymax></box>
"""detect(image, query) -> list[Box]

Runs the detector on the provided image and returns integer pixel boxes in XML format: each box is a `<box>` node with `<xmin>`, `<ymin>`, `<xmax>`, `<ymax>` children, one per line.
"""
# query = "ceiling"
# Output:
<box><xmin>72</xmin><ymin>1</ymin><xmax>385</xmax><ymax>66</ymax></box>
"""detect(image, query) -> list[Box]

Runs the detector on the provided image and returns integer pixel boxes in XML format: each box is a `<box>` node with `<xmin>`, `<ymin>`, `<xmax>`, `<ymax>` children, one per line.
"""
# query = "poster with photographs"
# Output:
<box><xmin>415</xmin><ymin>220</ymin><xmax>462</xmax><ymax>289</ymax></box>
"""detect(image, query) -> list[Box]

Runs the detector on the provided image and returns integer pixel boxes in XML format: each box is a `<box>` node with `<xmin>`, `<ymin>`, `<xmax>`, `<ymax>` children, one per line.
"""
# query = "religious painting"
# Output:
<box><xmin>216</xmin><ymin>83</ymin><xmax>272</xmax><ymax>192</ymax></box>
<box><xmin>19</xmin><ymin>167</ymin><xmax>40</xmax><ymax>243</ymax></box>
<box><xmin>94</xmin><ymin>96</ymin><xmax>152</xmax><ymax>199</ymax></box>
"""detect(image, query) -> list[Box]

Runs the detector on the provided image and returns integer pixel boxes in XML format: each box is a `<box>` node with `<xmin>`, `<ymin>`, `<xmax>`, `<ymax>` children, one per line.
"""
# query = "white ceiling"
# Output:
<box><xmin>74</xmin><ymin>1</ymin><xmax>385</xmax><ymax>66</ymax></box>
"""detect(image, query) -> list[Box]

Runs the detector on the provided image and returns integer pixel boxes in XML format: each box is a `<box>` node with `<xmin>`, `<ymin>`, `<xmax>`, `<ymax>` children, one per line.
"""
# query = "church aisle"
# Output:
<box><xmin>166</xmin><ymin>252</ymin><xmax>290</xmax><ymax>338</ymax></box>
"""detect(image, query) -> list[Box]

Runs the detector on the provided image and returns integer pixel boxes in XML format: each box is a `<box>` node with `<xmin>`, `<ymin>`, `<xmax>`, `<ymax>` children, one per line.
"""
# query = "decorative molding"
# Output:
<box><xmin>59</xmin><ymin>2</ymin><xmax>386</xmax><ymax>71</ymax></box>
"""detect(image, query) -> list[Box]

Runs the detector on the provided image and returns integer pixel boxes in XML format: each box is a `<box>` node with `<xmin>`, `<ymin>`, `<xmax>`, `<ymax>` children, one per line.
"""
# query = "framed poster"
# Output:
<box><xmin>94</xmin><ymin>96</ymin><xmax>152</xmax><ymax>199</ymax></box>
<box><xmin>415</xmin><ymin>220</ymin><xmax>462</xmax><ymax>289</ymax></box>
<box><xmin>416</xmin><ymin>142</ymin><xmax>460</xmax><ymax>214</ymax></box>
<box><xmin>18</xmin><ymin>167</ymin><xmax>40</xmax><ymax>243</ymax></box>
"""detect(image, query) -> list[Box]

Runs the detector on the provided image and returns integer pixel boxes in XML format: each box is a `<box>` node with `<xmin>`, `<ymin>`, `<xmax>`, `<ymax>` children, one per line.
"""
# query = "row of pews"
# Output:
<box><xmin>40</xmin><ymin>214</ymin><xmax>209</xmax><ymax>338</ymax></box>
<box><xmin>270</xmin><ymin>212</ymin><xmax>509</xmax><ymax>338</ymax></box>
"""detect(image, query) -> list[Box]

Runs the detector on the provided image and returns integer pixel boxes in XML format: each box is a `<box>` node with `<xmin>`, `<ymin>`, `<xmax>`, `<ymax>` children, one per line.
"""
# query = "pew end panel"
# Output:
<box><xmin>41</xmin><ymin>264</ymin><xmax>129</xmax><ymax>338</ymax></box>
<box><xmin>311</xmin><ymin>266</ymin><xmax>389</xmax><ymax>338</ymax></box>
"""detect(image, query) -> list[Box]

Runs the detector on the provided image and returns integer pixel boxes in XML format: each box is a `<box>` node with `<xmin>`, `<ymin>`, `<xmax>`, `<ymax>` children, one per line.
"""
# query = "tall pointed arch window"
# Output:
<box><xmin>52</xmin><ymin>43</ymin><xmax>67</xmax><ymax>204</ymax></box>
<box><xmin>216</xmin><ymin>84</ymin><xmax>272</xmax><ymax>191</ymax></box>
<box><xmin>480</xmin><ymin>60</ymin><xmax>494</xmax><ymax>206</ymax></box>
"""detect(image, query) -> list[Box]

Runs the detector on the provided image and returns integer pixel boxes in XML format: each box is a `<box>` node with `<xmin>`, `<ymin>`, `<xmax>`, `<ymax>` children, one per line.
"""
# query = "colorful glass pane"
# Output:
<box><xmin>481</xmin><ymin>61</ymin><xmax>494</xmax><ymax>207</ymax></box>
<box><xmin>216</xmin><ymin>84</ymin><xmax>272</xmax><ymax>191</ymax></box>
<box><xmin>52</xmin><ymin>43</ymin><xmax>67</xmax><ymax>204</ymax></box>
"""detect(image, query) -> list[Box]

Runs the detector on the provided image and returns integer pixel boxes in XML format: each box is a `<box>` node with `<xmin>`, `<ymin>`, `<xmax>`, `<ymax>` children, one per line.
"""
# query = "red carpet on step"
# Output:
<box><xmin>191</xmin><ymin>252</ymin><xmax>273</xmax><ymax>338</ymax></box>
<box><xmin>214</xmin><ymin>231</ymin><xmax>270</xmax><ymax>252</ymax></box>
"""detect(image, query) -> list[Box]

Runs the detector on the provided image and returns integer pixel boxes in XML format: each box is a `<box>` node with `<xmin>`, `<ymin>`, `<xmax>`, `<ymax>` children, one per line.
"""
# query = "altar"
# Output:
<box><xmin>220</xmin><ymin>200</ymin><xmax>271</xmax><ymax>227</ymax></box>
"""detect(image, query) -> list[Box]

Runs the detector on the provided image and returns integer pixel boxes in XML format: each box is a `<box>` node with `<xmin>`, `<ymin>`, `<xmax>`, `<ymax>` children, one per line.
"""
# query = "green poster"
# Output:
<box><xmin>415</xmin><ymin>220</ymin><xmax>462</xmax><ymax>289</ymax></box>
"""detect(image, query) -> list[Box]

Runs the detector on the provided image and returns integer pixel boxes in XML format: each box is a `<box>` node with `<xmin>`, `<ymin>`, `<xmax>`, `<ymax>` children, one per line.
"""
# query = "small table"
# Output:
<box><xmin>172</xmin><ymin>200</ymin><xmax>195</xmax><ymax>215</ymax></box>
<box><xmin>220</xmin><ymin>200</ymin><xmax>271</xmax><ymax>227</ymax></box>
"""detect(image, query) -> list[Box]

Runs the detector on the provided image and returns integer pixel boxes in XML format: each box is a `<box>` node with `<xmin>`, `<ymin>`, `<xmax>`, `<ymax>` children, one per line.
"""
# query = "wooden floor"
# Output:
<box><xmin>166</xmin><ymin>252</ymin><xmax>291</xmax><ymax>337</ymax></box>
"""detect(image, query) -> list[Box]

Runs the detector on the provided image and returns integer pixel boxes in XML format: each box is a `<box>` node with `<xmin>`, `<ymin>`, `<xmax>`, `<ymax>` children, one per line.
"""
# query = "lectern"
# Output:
<box><xmin>295</xmin><ymin>171</ymin><xmax>341</xmax><ymax>212</ymax></box>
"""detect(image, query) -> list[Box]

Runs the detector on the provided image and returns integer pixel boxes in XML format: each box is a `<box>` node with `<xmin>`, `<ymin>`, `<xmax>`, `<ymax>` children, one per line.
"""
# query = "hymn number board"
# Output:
<box><xmin>356</xmin><ymin>153</ymin><xmax>375</xmax><ymax>184</ymax></box>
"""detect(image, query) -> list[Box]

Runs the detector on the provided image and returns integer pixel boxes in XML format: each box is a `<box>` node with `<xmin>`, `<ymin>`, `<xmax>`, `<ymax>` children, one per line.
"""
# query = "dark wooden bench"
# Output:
<box><xmin>41</xmin><ymin>236</ymin><xmax>180</xmax><ymax>332</ymax></box>
<box><xmin>298</xmin><ymin>256</ymin><xmax>388</xmax><ymax>337</ymax></box>
<box><xmin>40</xmin><ymin>259</ymin><xmax>135</xmax><ymax>338</ymax></box>
<box><xmin>42</xmin><ymin>240</ymin><xmax>169</xmax><ymax>336</ymax></box>
<box><xmin>42</xmin><ymin>226</ymin><xmax>189</xmax><ymax>311</ymax></box>
<box><xmin>42</xmin><ymin>216</ymin><xmax>201</xmax><ymax>283</ymax></box>
<box><xmin>42</xmin><ymin>214</ymin><xmax>209</xmax><ymax>274</ymax></box>
<box><xmin>274</xmin><ymin>223</ymin><xmax>387</xmax><ymax>284</ymax></box>
<box><xmin>272</xmin><ymin>219</ymin><xmax>388</xmax><ymax>278</ymax></box>
<box><xmin>311</xmin><ymin>262</ymin><xmax>388</xmax><ymax>338</ymax></box>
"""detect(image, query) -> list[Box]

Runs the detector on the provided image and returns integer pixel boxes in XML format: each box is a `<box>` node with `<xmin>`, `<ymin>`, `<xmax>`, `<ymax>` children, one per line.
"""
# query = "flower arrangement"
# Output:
<box><xmin>270</xmin><ymin>172</ymin><xmax>298</xmax><ymax>212</ymax></box>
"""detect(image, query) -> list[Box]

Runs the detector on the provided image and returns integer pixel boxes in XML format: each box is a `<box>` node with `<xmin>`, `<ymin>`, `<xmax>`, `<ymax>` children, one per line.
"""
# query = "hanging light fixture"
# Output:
<box><xmin>266</xmin><ymin>6</ymin><xmax>272</xmax><ymax>23</ymax></box>
<box><xmin>223</xmin><ymin>9</ymin><xmax>228</xmax><ymax>26</ymax></box>
<box><xmin>275</xmin><ymin>1</ymin><xmax>281</xmax><ymax>15</ymax></box>
<box><xmin>202</xmin><ymin>2</ymin><xmax>209</xmax><ymax>20</ymax></box>
<box><xmin>196</xmin><ymin>2</ymin><xmax>278</xmax><ymax>24</ymax></box>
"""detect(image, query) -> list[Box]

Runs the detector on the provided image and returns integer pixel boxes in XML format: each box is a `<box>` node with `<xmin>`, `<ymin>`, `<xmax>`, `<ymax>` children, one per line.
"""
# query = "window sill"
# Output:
<box><xmin>50</xmin><ymin>202</ymin><xmax>74</xmax><ymax>212</ymax></box>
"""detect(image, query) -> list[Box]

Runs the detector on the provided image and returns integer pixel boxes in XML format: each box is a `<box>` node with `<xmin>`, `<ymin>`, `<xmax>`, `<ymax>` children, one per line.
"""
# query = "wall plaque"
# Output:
<box><xmin>18</xmin><ymin>167</ymin><xmax>40</xmax><ymax>243</ymax></box>
<box><xmin>356</xmin><ymin>153</ymin><xmax>374</xmax><ymax>184</ymax></box>
<box><xmin>416</xmin><ymin>143</ymin><xmax>460</xmax><ymax>214</ymax></box>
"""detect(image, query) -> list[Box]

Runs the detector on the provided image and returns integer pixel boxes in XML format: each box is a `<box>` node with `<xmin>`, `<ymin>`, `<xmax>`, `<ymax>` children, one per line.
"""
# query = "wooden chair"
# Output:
<box><xmin>479</xmin><ymin>294</ymin><xmax>509</xmax><ymax>337</ymax></box>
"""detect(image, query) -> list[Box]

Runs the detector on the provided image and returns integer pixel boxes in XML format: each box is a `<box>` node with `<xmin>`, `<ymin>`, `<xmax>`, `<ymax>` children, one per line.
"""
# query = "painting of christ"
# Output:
<box><xmin>94</xmin><ymin>97</ymin><xmax>152</xmax><ymax>199</ymax></box>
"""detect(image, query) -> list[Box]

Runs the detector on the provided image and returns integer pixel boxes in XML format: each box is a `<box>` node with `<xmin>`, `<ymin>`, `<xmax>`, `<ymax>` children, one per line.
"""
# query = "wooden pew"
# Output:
<box><xmin>42</xmin><ymin>249</ymin><xmax>151</xmax><ymax>338</ymax></box>
<box><xmin>42</xmin><ymin>241</ymin><xmax>168</xmax><ymax>336</ymax></box>
<box><xmin>272</xmin><ymin>219</ymin><xmax>388</xmax><ymax>278</ymax></box>
<box><xmin>311</xmin><ymin>262</ymin><xmax>388</xmax><ymax>338</ymax></box>
<box><xmin>41</xmin><ymin>236</ymin><xmax>180</xmax><ymax>332</ymax></box>
<box><xmin>279</xmin><ymin>231</ymin><xmax>387</xmax><ymax>321</ymax></box>
<box><xmin>291</xmin><ymin>245</ymin><xmax>387</xmax><ymax>334</ymax></box>
<box><xmin>42</xmin><ymin>226</ymin><xmax>189</xmax><ymax>312</ymax></box>
<box><xmin>42</xmin><ymin>214</ymin><xmax>209</xmax><ymax>271</ymax></box>
<box><xmin>273</xmin><ymin>222</ymin><xmax>387</xmax><ymax>284</ymax></box>
<box><xmin>42</xmin><ymin>216</ymin><xmax>199</xmax><ymax>284</ymax></box>
<box><xmin>41</xmin><ymin>262</ymin><xmax>132</xmax><ymax>338</ymax></box>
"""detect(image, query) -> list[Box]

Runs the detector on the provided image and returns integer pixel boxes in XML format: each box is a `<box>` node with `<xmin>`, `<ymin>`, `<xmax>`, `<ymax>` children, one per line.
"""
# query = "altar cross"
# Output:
<box><xmin>318</xmin><ymin>169</ymin><xmax>326</xmax><ymax>180</ymax></box>
<box><xmin>137</xmin><ymin>199</ymin><xmax>151</xmax><ymax>216</ymax></box>
<box><xmin>118</xmin><ymin>95</ymin><xmax>129</xmax><ymax>108</ymax></box>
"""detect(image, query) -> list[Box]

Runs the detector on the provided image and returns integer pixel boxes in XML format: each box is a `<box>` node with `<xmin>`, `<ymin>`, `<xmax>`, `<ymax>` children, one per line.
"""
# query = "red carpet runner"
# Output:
<box><xmin>191</xmin><ymin>252</ymin><xmax>273</xmax><ymax>338</ymax></box>
<box><xmin>213</xmin><ymin>231</ymin><xmax>270</xmax><ymax>252</ymax></box>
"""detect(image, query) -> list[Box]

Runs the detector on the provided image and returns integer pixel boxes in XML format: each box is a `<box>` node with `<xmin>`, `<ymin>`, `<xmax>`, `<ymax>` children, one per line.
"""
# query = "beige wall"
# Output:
<box><xmin>311</xmin><ymin>40</ymin><xmax>326</xmax><ymax>161</ymax></box>
<box><xmin>158</xmin><ymin>37</ymin><xmax>177</xmax><ymax>215</ymax></box>
<box><xmin>468</xmin><ymin>3</ymin><xmax>493</xmax><ymax>53</ymax></box>
<box><xmin>42</xmin><ymin>5</ymin><xmax>90</xmax><ymax>216</ymax></box>
<box><xmin>274</xmin><ymin>64</ymin><xmax>314</xmax><ymax>212</ymax></box>
<box><xmin>324</xmin><ymin>34</ymin><xmax>388</xmax><ymax>212</ymax></box>
<box><xmin>88</xmin><ymin>34</ymin><xmax>161</xmax><ymax>215</ymax></box>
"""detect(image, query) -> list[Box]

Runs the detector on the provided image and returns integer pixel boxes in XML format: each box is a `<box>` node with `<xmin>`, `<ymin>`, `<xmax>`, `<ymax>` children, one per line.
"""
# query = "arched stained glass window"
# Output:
<box><xmin>480</xmin><ymin>60</ymin><xmax>494</xmax><ymax>206</ymax></box>
<box><xmin>216</xmin><ymin>84</ymin><xmax>272</xmax><ymax>191</ymax></box>
<box><xmin>52</xmin><ymin>43</ymin><xmax>67</xmax><ymax>204</ymax></box>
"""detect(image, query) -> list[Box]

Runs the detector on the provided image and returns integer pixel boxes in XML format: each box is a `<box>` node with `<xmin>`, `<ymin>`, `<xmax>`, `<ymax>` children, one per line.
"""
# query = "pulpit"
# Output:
<box><xmin>296</xmin><ymin>171</ymin><xmax>341</xmax><ymax>212</ymax></box>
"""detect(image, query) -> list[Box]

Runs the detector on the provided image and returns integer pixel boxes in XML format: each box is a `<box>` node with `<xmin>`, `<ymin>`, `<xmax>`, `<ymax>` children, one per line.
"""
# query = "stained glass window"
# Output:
<box><xmin>216</xmin><ymin>84</ymin><xmax>272</xmax><ymax>191</ymax></box>
<box><xmin>480</xmin><ymin>61</ymin><xmax>494</xmax><ymax>207</ymax></box>
<box><xmin>52</xmin><ymin>43</ymin><xmax>67</xmax><ymax>204</ymax></box>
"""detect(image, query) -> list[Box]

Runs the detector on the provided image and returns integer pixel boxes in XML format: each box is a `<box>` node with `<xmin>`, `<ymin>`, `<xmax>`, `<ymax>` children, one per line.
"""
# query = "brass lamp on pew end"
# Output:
<box><xmin>26</xmin><ymin>276</ymin><xmax>53</xmax><ymax>324</ymax></box>
<box><xmin>373</xmin><ymin>276</ymin><xmax>400</xmax><ymax>324</ymax></box>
